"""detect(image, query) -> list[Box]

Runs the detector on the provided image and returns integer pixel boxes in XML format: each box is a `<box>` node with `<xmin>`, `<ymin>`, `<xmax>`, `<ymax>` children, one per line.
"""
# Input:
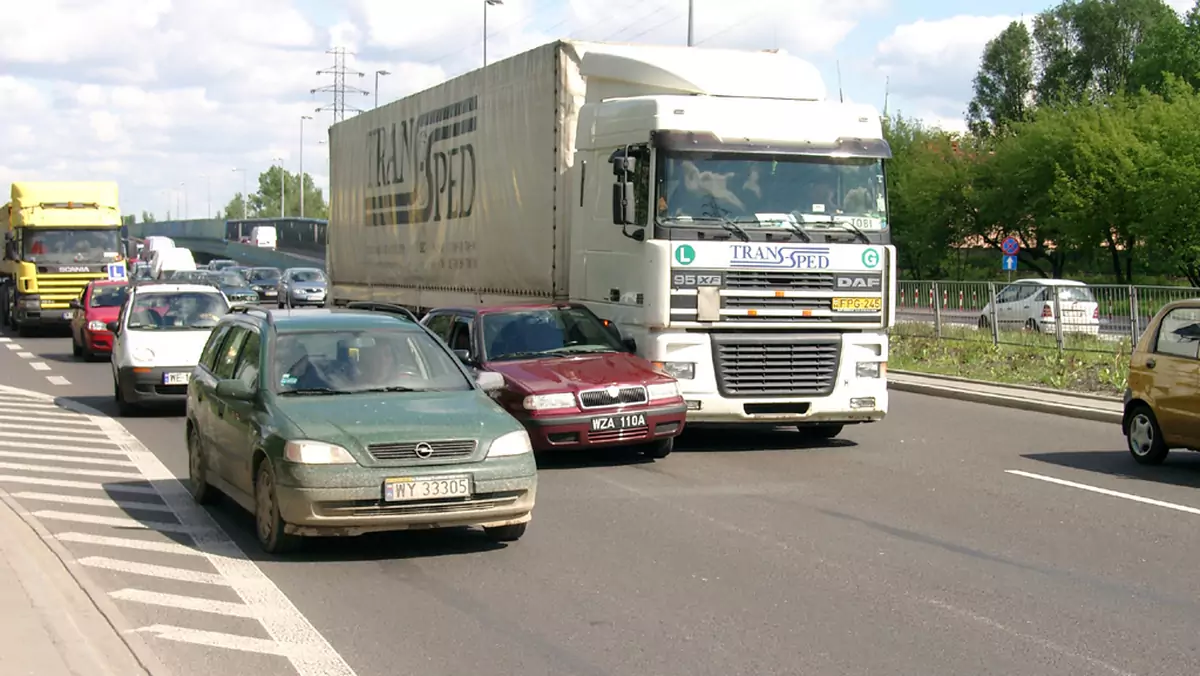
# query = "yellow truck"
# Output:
<box><xmin>1</xmin><ymin>182</ymin><xmax>125</xmax><ymax>335</ymax></box>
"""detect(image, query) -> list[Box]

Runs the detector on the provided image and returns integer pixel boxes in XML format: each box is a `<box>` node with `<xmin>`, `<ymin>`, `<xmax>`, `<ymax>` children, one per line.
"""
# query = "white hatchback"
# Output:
<box><xmin>979</xmin><ymin>279</ymin><xmax>1101</xmax><ymax>335</ymax></box>
<box><xmin>110</xmin><ymin>283</ymin><xmax>229</xmax><ymax>415</ymax></box>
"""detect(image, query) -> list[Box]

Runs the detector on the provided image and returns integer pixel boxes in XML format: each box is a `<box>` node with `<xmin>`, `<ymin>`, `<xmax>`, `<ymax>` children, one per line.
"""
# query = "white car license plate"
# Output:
<box><xmin>383</xmin><ymin>476</ymin><xmax>471</xmax><ymax>502</ymax></box>
<box><xmin>590</xmin><ymin>412</ymin><xmax>647</xmax><ymax>432</ymax></box>
<box><xmin>163</xmin><ymin>372</ymin><xmax>191</xmax><ymax>385</ymax></box>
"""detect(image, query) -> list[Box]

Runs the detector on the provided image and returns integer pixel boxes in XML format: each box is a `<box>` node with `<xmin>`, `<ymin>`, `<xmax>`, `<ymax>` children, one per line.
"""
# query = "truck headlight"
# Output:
<box><xmin>19</xmin><ymin>297</ymin><xmax>41</xmax><ymax>310</ymax></box>
<box><xmin>652</xmin><ymin>361</ymin><xmax>695</xmax><ymax>379</ymax></box>
<box><xmin>856</xmin><ymin>361</ymin><xmax>883</xmax><ymax>379</ymax></box>
<box><xmin>646</xmin><ymin>381</ymin><xmax>681</xmax><ymax>401</ymax></box>
<box><xmin>522</xmin><ymin>392</ymin><xmax>576</xmax><ymax>411</ymax></box>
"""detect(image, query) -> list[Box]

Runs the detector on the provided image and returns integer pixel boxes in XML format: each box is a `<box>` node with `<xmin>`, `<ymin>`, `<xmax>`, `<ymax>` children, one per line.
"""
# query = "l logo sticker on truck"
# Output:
<box><xmin>674</xmin><ymin>245</ymin><xmax>695</xmax><ymax>265</ymax></box>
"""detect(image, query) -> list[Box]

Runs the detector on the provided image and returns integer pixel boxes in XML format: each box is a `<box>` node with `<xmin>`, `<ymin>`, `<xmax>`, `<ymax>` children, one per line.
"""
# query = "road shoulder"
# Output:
<box><xmin>888</xmin><ymin>370</ymin><xmax>1123</xmax><ymax>424</ymax></box>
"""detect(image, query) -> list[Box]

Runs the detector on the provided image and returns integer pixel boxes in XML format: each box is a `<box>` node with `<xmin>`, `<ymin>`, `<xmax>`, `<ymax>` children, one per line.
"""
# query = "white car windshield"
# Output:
<box><xmin>126</xmin><ymin>292</ymin><xmax>228</xmax><ymax>331</ymax></box>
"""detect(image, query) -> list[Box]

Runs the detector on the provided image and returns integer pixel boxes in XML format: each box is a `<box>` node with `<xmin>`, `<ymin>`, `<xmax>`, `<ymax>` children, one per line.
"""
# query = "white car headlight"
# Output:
<box><xmin>283</xmin><ymin>440</ymin><xmax>357</xmax><ymax>464</ymax></box>
<box><xmin>646</xmin><ymin>381</ymin><xmax>681</xmax><ymax>401</ymax></box>
<box><xmin>131</xmin><ymin>347</ymin><xmax>155</xmax><ymax>363</ymax></box>
<box><xmin>87</xmin><ymin>320</ymin><xmax>107</xmax><ymax>331</ymax></box>
<box><xmin>486</xmin><ymin>430</ymin><xmax>532</xmax><ymax>458</ymax></box>
<box><xmin>522</xmin><ymin>392</ymin><xmax>576</xmax><ymax>411</ymax></box>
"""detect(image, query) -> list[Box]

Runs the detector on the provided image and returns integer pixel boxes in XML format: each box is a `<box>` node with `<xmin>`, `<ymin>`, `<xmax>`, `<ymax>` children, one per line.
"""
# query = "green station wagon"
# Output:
<box><xmin>184</xmin><ymin>305</ymin><xmax>537</xmax><ymax>553</ymax></box>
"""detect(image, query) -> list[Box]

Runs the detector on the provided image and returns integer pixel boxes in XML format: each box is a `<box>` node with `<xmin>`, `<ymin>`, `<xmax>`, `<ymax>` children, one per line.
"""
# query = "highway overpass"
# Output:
<box><xmin>126</xmin><ymin>217</ymin><xmax>326</xmax><ymax>270</ymax></box>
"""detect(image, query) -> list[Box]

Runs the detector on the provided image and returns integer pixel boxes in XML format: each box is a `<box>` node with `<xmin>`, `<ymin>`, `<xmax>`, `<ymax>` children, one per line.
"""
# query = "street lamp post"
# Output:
<box><xmin>687</xmin><ymin>0</ymin><xmax>694</xmax><ymax>46</ymax></box>
<box><xmin>180</xmin><ymin>182</ymin><xmax>188</xmax><ymax>219</ymax></box>
<box><xmin>232</xmin><ymin>167</ymin><xmax>247</xmax><ymax>219</ymax></box>
<box><xmin>200</xmin><ymin>174</ymin><xmax>211</xmax><ymax>217</ymax></box>
<box><xmin>300</xmin><ymin>115</ymin><xmax>312</xmax><ymax>219</ymax></box>
<box><xmin>484</xmin><ymin>0</ymin><xmax>503</xmax><ymax>66</ymax></box>
<box><xmin>274</xmin><ymin>157</ymin><xmax>285</xmax><ymax>217</ymax></box>
<box><xmin>374</xmin><ymin>70</ymin><xmax>390</xmax><ymax>108</ymax></box>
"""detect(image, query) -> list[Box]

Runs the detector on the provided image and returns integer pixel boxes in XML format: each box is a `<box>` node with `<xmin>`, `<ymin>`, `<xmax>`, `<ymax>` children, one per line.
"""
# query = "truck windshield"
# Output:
<box><xmin>22</xmin><ymin>228</ymin><xmax>122</xmax><ymax>265</ymax></box>
<box><xmin>655</xmin><ymin>153</ymin><xmax>887</xmax><ymax>232</ymax></box>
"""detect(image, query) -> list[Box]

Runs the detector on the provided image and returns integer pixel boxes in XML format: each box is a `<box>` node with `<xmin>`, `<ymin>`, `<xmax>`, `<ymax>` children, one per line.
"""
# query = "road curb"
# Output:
<box><xmin>888</xmin><ymin>378</ymin><xmax>1122</xmax><ymax>424</ymax></box>
<box><xmin>889</xmin><ymin>369</ymin><xmax>1122</xmax><ymax>403</ymax></box>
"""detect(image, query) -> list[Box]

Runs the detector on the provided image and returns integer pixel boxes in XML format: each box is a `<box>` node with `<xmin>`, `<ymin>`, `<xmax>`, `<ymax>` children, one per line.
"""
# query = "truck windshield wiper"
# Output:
<box><xmin>664</xmin><ymin>215</ymin><xmax>750</xmax><ymax>242</ymax></box>
<box><xmin>804</xmin><ymin>215</ymin><xmax>871</xmax><ymax>244</ymax></box>
<box><xmin>754</xmin><ymin>215</ymin><xmax>811</xmax><ymax>242</ymax></box>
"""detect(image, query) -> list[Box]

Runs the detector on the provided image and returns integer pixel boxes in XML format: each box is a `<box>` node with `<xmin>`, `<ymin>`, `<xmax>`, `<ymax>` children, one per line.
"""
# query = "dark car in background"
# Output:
<box><xmin>168</xmin><ymin>270</ymin><xmax>258</xmax><ymax>305</ymax></box>
<box><xmin>246</xmin><ymin>267</ymin><xmax>282</xmax><ymax>302</ymax></box>
<box><xmin>277</xmin><ymin>268</ymin><xmax>328</xmax><ymax>308</ymax></box>
<box><xmin>207</xmin><ymin>259</ymin><xmax>237</xmax><ymax>272</ymax></box>
<box><xmin>422</xmin><ymin>303</ymin><xmax>686</xmax><ymax>458</ymax></box>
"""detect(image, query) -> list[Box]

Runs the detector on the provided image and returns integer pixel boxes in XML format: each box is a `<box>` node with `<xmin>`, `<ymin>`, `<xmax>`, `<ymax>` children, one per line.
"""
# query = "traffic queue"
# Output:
<box><xmin>58</xmin><ymin>252</ymin><xmax>686</xmax><ymax>553</ymax></box>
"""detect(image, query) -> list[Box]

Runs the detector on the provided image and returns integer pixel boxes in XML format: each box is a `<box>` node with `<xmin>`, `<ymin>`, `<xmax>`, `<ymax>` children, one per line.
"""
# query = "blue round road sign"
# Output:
<box><xmin>1002</xmin><ymin>236</ymin><xmax>1020</xmax><ymax>255</ymax></box>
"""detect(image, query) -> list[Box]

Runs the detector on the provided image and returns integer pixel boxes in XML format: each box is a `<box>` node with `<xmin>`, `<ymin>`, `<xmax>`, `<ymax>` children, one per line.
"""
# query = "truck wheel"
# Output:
<box><xmin>800</xmin><ymin>424</ymin><xmax>843</xmax><ymax>440</ymax></box>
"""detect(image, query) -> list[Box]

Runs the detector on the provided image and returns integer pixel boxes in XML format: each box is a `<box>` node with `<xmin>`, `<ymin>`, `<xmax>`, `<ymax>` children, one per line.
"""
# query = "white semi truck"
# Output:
<box><xmin>327</xmin><ymin>40</ymin><xmax>895</xmax><ymax>436</ymax></box>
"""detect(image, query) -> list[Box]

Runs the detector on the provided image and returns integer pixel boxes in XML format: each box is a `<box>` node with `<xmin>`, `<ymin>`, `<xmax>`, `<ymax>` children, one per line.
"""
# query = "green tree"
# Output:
<box><xmin>968</xmin><ymin>21</ymin><xmax>1035</xmax><ymax>137</ymax></box>
<box><xmin>140</xmin><ymin>210</ymin><xmax>156</xmax><ymax>223</ymax></box>
<box><xmin>121</xmin><ymin>214</ymin><xmax>136</xmax><ymax>226</ymax></box>
<box><xmin>1129</xmin><ymin>2</ymin><xmax>1200</xmax><ymax>94</ymax></box>
<box><xmin>221</xmin><ymin>193</ymin><xmax>251</xmax><ymax>220</ymax></box>
<box><xmin>249</xmin><ymin>166</ymin><xmax>327</xmax><ymax>219</ymax></box>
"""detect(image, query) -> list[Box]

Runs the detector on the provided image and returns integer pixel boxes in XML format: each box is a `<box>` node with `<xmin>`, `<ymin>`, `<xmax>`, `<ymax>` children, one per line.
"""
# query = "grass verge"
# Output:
<box><xmin>889</xmin><ymin>324</ymin><xmax>1129</xmax><ymax>395</ymax></box>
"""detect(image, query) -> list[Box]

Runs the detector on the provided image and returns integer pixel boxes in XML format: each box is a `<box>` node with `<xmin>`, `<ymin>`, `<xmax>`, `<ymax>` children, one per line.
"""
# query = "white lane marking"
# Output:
<box><xmin>0</xmin><ymin>413</ymin><xmax>101</xmax><ymax>427</ymax></box>
<box><xmin>0</xmin><ymin>450</ymin><xmax>133</xmax><ymax>467</ymax></box>
<box><xmin>34</xmin><ymin>510</ymin><xmax>191</xmax><ymax>533</ymax></box>
<box><xmin>56</xmin><ymin>532</ymin><xmax>205</xmax><ymax>557</ymax></box>
<box><xmin>923</xmin><ymin>597</ymin><xmax>1136</xmax><ymax>676</ymax></box>
<box><xmin>135</xmin><ymin>625</ymin><xmax>294</xmax><ymax>657</ymax></box>
<box><xmin>5</xmin><ymin>343</ymin><xmax>20</xmax><ymax>350</ymax></box>
<box><xmin>17</xmin><ymin>351</ymin><xmax>33</xmax><ymax>358</ymax></box>
<box><xmin>0</xmin><ymin>337</ymin><xmax>9</xmax><ymax>342</ymax></box>
<box><xmin>0</xmin><ymin>461</ymin><xmax>142</xmax><ymax>479</ymax></box>
<box><xmin>47</xmin><ymin>376</ymin><xmax>70</xmax><ymax>386</ymax></box>
<box><xmin>0</xmin><ymin>429</ymin><xmax>121</xmax><ymax>444</ymax></box>
<box><xmin>0</xmin><ymin>440</ymin><xmax>129</xmax><ymax>456</ymax></box>
<box><xmin>30</xmin><ymin>362</ymin><xmax>50</xmax><ymax>371</ymax></box>
<box><xmin>112</xmin><ymin>590</ymin><xmax>256</xmax><ymax>618</ymax></box>
<box><xmin>82</xmin><ymin>404</ymin><xmax>358</xmax><ymax>675</ymax></box>
<box><xmin>14</xmin><ymin>492</ymin><xmax>173</xmax><ymax>512</ymax></box>
<box><xmin>0</xmin><ymin>399</ymin><xmax>62</xmax><ymax>410</ymax></box>
<box><xmin>78</xmin><ymin>557</ymin><xmax>229</xmax><ymax>586</ymax></box>
<box><xmin>0</xmin><ymin>475</ymin><xmax>157</xmax><ymax>495</ymax></box>
<box><xmin>1006</xmin><ymin>469</ymin><xmax>1200</xmax><ymax>516</ymax></box>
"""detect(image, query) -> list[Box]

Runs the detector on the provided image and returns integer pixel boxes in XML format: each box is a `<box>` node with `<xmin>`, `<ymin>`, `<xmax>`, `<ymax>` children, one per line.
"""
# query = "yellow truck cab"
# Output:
<box><xmin>1</xmin><ymin>182</ymin><xmax>125</xmax><ymax>335</ymax></box>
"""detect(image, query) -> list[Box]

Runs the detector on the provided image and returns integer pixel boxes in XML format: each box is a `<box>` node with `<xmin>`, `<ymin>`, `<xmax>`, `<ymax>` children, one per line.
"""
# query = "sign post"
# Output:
<box><xmin>1001</xmin><ymin>237</ymin><xmax>1020</xmax><ymax>282</ymax></box>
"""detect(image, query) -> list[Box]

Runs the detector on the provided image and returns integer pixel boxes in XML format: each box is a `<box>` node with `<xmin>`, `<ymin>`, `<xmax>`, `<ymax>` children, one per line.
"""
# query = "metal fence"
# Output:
<box><xmin>895</xmin><ymin>280</ymin><xmax>1200</xmax><ymax>353</ymax></box>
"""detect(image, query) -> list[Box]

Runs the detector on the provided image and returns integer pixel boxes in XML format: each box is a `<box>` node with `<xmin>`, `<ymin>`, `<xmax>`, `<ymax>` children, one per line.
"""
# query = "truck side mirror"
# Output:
<box><xmin>611</xmin><ymin>181</ymin><xmax>636</xmax><ymax>225</ymax></box>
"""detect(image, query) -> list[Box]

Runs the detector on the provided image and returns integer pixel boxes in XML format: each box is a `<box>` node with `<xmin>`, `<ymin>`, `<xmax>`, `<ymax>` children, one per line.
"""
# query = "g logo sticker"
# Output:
<box><xmin>674</xmin><ymin>244</ymin><xmax>695</xmax><ymax>265</ymax></box>
<box><xmin>862</xmin><ymin>248</ymin><xmax>880</xmax><ymax>269</ymax></box>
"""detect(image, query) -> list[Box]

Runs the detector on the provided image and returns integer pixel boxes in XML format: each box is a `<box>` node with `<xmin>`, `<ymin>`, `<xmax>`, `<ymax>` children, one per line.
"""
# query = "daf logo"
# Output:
<box><xmin>835</xmin><ymin>275</ymin><xmax>881</xmax><ymax>289</ymax></box>
<box><xmin>413</xmin><ymin>442</ymin><xmax>434</xmax><ymax>459</ymax></box>
<box><xmin>606</xmin><ymin>386</ymin><xmax>620</xmax><ymax>398</ymax></box>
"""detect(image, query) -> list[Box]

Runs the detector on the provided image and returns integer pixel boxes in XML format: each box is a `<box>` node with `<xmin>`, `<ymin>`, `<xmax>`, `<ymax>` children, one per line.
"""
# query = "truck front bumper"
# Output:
<box><xmin>13</xmin><ymin>308</ymin><xmax>73</xmax><ymax>328</ymax></box>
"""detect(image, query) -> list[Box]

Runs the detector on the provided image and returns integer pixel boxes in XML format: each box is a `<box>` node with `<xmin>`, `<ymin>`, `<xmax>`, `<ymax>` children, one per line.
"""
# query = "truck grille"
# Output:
<box><xmin>32</xmin><ymin>273</ymin><xmax>106</xmax><ymax>306</ymax></box>
<box><xmin>724</xmin><ymin>270</ymin><xmax>834</xmax><ymax>291</ymax></box>
<box><xmin>578</xmin><ymin>386</ymin><xmax>648</xmax><ymax>409</ymax></box>
<box><xmin>712</xmin><ymin>335</ymin><xmax>840</xmax><ymax>397</ymax></box>
<box><xmin>367</xmin><ymin>440</ymin><xmax>477</xmax><ymax>462</ymax></box>
<box><xmin>723</xmin><ymin>297</ymin><xmax>830</xmax><ymax>311</ymax></box>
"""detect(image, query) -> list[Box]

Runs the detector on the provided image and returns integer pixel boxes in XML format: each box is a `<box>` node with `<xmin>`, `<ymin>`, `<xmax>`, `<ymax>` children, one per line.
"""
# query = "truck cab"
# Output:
<box><xmin>567</xmin><ymin>46</ymin><xmax>894</xmax><ymax>433</ymax></box>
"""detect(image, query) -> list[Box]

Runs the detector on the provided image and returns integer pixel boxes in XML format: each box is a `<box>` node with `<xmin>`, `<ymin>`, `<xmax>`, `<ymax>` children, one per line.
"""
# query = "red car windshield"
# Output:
<box><xmin>90</xmin><ymin>285</ymin><xmax>127</xmax><ymax>308</ymax></box>
<box><xmin>481</xmin><ymin>307</ymin><xmax>624</xmax><ymax>361</ymax></box>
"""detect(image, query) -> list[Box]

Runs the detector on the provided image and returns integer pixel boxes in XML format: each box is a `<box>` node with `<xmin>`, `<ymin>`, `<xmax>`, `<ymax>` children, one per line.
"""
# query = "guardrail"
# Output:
<box><xmin>895</xmin><ymin>280</ymin><xmax>1200</xmax><ymax>353</ymax></box>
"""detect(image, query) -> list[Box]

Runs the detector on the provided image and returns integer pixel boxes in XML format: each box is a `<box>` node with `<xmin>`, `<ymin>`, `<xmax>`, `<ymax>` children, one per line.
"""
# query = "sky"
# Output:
<box><xmin>0</xmin><ymin>0</ymin><xmax>1193</xmax><ymax>220</ymax></box>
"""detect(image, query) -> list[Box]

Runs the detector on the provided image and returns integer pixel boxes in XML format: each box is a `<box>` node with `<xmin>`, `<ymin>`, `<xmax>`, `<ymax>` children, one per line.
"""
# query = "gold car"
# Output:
<box><xmin>1123</xmin><ymin>299</ymin><xmax>1200</xmax><ymax>465</ymax></box>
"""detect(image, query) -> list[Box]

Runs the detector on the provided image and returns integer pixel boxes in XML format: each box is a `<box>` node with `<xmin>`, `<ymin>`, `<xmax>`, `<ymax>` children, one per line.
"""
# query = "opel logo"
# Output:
<box><xmin>413</xmin><ymin>442</ymin><xmax>434</xmax><ymax>459</ymax></box>
<box><xmin>606</xmin><ymin>386</ymin><xmax>620</xmax><ymax>398</ymax></box>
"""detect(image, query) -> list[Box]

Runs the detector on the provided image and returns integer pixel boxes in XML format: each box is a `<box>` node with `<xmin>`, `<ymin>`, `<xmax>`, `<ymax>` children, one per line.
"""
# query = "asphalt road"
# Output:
<box><xmin>2</xmin><ymin>325</ymin><xmax>1199</xmax><ymax>676</ymax></box>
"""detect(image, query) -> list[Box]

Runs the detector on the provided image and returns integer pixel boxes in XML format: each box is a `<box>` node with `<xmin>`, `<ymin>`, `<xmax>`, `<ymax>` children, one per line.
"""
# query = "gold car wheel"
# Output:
<box><xmin>1126</xmin><ymin>405</ymin><xmax>1168</xmax><ymax>466</ymax></box>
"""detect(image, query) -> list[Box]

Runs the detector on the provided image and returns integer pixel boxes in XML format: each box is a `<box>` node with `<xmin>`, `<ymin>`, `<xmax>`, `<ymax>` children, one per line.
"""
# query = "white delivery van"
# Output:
<box><xmin>250</xmin><ymin>226</ymin><xmax>277</xmax><ymax>249</ymax></box>
<box><xmin>151</xmin><ymin>247</ymin><xmax>196</xmax><ymax>279</ymax></box>
<box><xmin>142</xmin><ymin>236</ymin><xmax>175</xmax><ymax>255</ymax></box>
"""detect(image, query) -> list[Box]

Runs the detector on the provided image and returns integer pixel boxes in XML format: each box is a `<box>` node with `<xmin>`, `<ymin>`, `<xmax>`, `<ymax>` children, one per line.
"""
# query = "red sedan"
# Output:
<box><xmin>422</xmin><ymin>303</ymin><xmax>687</xmax><ymax>458</ymax></box>
<box><xmin>70</xmin><ymin>280</ymin><xmax>127</xmax><ymax>360</ymax></box>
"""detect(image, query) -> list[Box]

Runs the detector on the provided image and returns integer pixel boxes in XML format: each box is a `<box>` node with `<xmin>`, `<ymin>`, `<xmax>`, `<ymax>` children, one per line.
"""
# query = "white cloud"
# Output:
<box><xmin>0</xmin><ymin>0</ymin><xmax>925</xmax><ymax>219</ymax></box>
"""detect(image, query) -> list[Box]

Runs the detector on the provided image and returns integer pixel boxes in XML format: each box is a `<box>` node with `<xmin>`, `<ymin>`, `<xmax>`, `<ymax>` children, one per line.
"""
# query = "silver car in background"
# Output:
<box><xmin>276</xmin><ymin>267</ymin><xmax>328</xmax><ymax>308</ymax></box>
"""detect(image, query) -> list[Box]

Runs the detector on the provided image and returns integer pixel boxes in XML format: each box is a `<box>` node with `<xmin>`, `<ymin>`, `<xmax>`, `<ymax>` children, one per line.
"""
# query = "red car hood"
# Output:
<box><xmin>86</xmin><ymin>307</ymin><xmax>120</xmax><ymax>324</ymax></box>
<box><xmin>486</xmin><ymin>352</ymin><xmax>671</xmax><ymax>394</ymax></box>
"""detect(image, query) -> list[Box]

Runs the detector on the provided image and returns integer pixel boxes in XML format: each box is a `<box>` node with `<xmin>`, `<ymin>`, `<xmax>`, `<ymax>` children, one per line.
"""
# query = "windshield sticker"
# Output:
<box><xmin>811</xmin><ymin>203</ymin><xmax>825</xmax><ymax>213</ymax></box>
<box><xmin>280</xmin><ymin>374</ymin><xmax>298</xmax><ymax>387</ymax></box>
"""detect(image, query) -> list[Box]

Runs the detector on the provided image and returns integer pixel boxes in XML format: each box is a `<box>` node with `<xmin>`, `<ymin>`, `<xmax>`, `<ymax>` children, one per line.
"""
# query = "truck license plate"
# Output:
<box><xmin>831</xmin><ymin>297</ymin><xmax>882</xmax><ymax>312</ymax></box>
<box><xmin>591</xmin><ymin>412</ymin><xmax>646</xmax><ymax>432</ymax></box>
<box><xmin>163</xmin><ymin>372</ymin><xmax>191</xmax><ymax>385</ymax></box>
<box><xmin>383</xmin><ymin>476</ymin><xmax>471</xmax><ymax>502</ymax></box>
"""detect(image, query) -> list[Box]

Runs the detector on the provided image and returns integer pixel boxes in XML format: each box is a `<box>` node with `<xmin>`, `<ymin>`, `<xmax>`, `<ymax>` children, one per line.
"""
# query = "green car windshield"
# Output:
<box><xmin>274</xmin><ymin>329</ymin><xmax>472</xmax><ymax>394</ymax></box>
